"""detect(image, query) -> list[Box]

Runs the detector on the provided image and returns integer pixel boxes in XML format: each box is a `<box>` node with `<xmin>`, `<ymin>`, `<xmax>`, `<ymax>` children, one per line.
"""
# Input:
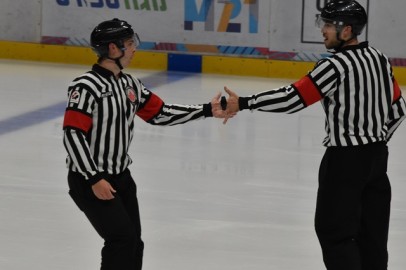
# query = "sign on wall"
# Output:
<box><xmin>42</xmin><ymin>0</ymin><xmax>270</xmax><ymax>54</ymax></box>
<box><xmin>36</xmin><ymin>0</ymin><xmax>406</xmax><ymax>62</ymax></box>
<box><xmin>184</xmin><ymin>0</ymin><xmax>259</xmax><ymax>34</ymax></box>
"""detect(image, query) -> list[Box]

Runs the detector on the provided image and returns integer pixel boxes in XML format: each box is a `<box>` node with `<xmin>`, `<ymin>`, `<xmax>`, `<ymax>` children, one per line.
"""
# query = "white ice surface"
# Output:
<box><xmin>0</xmin><ymin>60</ymin><xmax>405</xmax><ymax>270</ymax></box>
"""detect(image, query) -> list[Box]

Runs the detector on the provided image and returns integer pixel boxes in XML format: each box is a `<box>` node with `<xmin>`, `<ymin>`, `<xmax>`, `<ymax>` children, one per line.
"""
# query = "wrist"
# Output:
<box><xmin>238</xmin><ymin>97</ymin><xmax>249</xmax><ymax>110</ymax></box>
<box><xmin>88</xmin><ymin>171</ymin><xmax>108</xmax><ymax>185</ymax></box>
<box><xmin>203</xmin><ymin>103</ymin><xmax>213</xmax><ymax>117</ymax></box>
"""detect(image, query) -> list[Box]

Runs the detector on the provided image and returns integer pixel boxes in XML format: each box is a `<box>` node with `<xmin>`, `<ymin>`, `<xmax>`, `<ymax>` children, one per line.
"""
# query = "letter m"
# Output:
<box><xmin>184</xmin><ymin>0</ymin><xmax>215</xmax><ymax>31</ymax></box>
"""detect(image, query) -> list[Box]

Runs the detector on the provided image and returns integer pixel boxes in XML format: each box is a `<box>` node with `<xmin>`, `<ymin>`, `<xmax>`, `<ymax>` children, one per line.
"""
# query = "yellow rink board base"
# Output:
<box><xmin>0</xmin><ymin>41</ymin><xmax>405</xmax><ymax>86</ymax></box>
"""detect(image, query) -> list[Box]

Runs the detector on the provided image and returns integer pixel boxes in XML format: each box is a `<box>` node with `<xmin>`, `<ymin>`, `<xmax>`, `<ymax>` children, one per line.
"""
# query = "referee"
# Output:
<box><xmin>223</xmin><ymin>1</ymin><xmax>406</xmax><ymax>270</ymax></box>
<box><xmin>63</xmin><ymin>19</ymin><xmax>229</xmax><ymax>270</ymax></box>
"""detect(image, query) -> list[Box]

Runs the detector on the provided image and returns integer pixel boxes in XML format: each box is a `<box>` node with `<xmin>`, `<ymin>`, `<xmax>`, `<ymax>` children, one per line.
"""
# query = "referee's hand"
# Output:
<box><xmin>223</xmin><ymin>86</ymin><xmax>240</xmax><ymax>124</ymax></box>
<box><xmin>210</xmin><ymin>92</ymin><xmax>236</xmax><ymax>124</ymax></box>
<box><xmin>223</xmin><ymin>86</ymin><xmax>240</xmax><ymax>113</ymax></box>
<box><xmin>92</xmin><ymin>179</ymin><xmax>117</xmax><ymax>200</ymax></box>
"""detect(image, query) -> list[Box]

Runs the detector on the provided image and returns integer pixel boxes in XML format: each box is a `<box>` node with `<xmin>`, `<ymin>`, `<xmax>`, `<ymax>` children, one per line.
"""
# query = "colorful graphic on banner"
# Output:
<box><xmin>55</xmin><ymin>0</ymin><xmax>167</xmax><ymax>11</ymax></box>
<box><xmin>39</xmin><ymin>0</ymin><xmax>406</xmax><ymax>66</ymax></box>
<box><xmin>184</xmin><ymin>0</ymin><xmax>258</xmax><ymax>33</ymax></box>
<box><xmin>44</xmin><ymin>0</ymin><xmax>266</xmax><ymax>51</ymax></box>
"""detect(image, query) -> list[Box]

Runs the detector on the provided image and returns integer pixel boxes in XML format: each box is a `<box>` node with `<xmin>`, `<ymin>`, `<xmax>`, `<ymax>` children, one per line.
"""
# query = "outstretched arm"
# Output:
<box><xmin>138</xmin><ymin>90</ymin><xmax>235</xmax><ymax>125</ymax></box>
<box><xmin>221</xmin><ymin>73</ymin><xmax>329</xmax><ymax>124</ymax></box>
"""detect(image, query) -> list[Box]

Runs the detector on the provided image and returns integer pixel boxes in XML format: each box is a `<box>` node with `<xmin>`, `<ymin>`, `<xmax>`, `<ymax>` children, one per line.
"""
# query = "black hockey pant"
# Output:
<box><xmin>68</xmin><ymin>169</ymin><xmax>144</xmax><ymax>270</ymax></box>
<box><xmin>315</xmin><ymin>142</ymin><xmax>390</xmax><ymax>270</ymax></box>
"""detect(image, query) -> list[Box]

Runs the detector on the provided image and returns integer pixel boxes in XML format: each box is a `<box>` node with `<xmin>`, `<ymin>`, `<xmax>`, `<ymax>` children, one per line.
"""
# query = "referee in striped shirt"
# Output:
<box><xmin>63</xmin><ymin>19</ymin><xmax>230</xmax><ymax>270</ymax></box>
<box><xmin>223</xmin><ymin>1</ymin><xmax>406</xmax><ymax>270</ymax></box>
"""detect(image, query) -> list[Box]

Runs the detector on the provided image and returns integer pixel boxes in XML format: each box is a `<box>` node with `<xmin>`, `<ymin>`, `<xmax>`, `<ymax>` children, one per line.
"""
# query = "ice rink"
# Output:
<box><xmin>1</xmin><ymin>59</ymin><xmax>406</xmax><ymax>270</ymax></box>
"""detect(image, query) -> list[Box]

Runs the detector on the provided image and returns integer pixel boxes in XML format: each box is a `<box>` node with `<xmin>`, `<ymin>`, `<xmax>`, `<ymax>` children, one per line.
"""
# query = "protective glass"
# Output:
<box><xmin>124</xmin><ymin>33</ymin><xmax>141</xmax><ymax>49</ymax></box>
<box><xmin>132</xmin><ymin>33</ymin><xmax>141</xmax><ymax>48</ymax></box>
<box><xmin>315</xmin><ymin>14</ymin><xmax>344</xmax><ymax>29</ymax></box>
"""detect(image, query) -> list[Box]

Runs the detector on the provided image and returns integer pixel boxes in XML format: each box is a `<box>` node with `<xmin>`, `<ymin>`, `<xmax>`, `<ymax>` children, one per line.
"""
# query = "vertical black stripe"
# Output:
<box><xmin>332</xmin><ymin>89</ymin><xmax>341</xmax><ymax>146</ymax></box>
<box><xmin>102</xmin><ymin>82</ymin><xmax>114</xmax><ymax>172</ymax></box>
<box><xmin>306</xmin><ymin>43</ymin><xmax>403</xmax><ymax>147</ymax></box>
<box><xmin>360</xmin><ymin>49</ymin><xmax>372</xmax><ymax>140</ymax></box>
<box><xmin>63</xmin><ymin>66</ymin><xmax>209</xmax><ymax>179</ymax></box>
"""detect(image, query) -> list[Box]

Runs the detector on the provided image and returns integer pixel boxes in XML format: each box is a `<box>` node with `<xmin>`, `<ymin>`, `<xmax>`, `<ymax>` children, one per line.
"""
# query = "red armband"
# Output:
<box><xmin>393</xmin><ymin>79</ymin><xmax>401</xmax><ymax>102</ymax></box>
<box><xmin>136</xmin><ymin>93</ymin><xmax>164</xmax><ymax>121</ymax></box>
<box><xmin>63</xmin><ymin>109</ymin><xmax>92</xmax><ymax>133</ymax></box>
<box><xmin>293</xmin><ymin>76</ymin><xmax>322</xmax><ymax>106</ymax></box>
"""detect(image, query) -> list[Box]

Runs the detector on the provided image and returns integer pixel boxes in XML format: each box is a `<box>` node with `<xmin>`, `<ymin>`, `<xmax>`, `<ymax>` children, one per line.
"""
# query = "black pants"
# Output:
<box><xmin>315</xmin><ymin>142</ymin><xmax>390</xmax><ymax>270</ymax></box>
<box><xmin>68</xmin><ymin>169</ymin><xmax>144</xmax><ymax>270</ymax></box>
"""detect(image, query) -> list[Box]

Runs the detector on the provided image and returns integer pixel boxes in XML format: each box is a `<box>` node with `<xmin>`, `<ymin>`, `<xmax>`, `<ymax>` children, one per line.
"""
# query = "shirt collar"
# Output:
<box><xmin>336</xmin><ymin>41</ymin><xmax>369</xmax><ymax>53</ymax></box>
<box><xmin>92</xmin><ymin>64</ymin><xmax>123</xmax><ymax>79</ymax></box>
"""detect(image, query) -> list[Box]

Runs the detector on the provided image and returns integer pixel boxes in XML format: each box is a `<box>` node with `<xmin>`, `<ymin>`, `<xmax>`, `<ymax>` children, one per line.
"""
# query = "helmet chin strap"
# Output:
<box><xmin>114</xmin><ymin>58</ymin><xmax>124</xmax><ymax>70</ymax></box>
<box><xmin>107</xmin><ymin>50</ymin><xmax>125</xmax><ymax>70</ymax></box>
<box><xmin>332</xmin><ymin>26</ymin><xmax>357</xmax><ymax>52</ymax></box>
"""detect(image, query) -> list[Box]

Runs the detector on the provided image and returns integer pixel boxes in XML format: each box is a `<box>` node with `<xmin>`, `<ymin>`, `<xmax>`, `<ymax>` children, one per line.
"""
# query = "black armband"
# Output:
<box><xmin>203</xmin><ymin>103</ymin><xmax>213</xmax><ymax>117</ymax></box>
<box><xmin>238</xmin><ymin>97</ymin><xmax>250</xmax><ymax>110</ymax></box>
<box><xmin>88</xmin><ymin>171</ymin><xmax>109</xmax><ymax>186</ymax></box>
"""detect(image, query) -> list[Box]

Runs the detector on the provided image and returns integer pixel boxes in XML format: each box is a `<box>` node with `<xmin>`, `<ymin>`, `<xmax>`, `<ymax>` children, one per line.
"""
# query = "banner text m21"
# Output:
<box><xmin>184</xmin><ymin>0</ymin><xmax>259</xmax><ymax>33</ymax></box>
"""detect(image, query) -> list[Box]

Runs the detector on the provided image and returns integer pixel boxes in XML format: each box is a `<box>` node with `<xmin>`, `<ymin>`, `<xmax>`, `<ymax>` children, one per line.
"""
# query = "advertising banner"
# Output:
<box><xmin>39</xmin><ymin>0</ymin><xmax>406</xmax><ymax>62</ymax></box>
<box><xmin>42</xmin><ymin>0</ymin><xmax>271</xmax><ymax>56</ymax></box>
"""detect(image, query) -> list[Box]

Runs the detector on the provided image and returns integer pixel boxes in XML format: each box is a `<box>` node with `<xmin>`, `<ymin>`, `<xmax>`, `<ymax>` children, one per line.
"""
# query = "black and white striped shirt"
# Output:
<box><xmin>63</xmin><ymin>64</ymin><xmax>212</xmax><ymax>183</ymax></box>
<box><xmin>239</xmin><ymin>42</ymin><xmax>406</xmax><ymax>147</ymax></box>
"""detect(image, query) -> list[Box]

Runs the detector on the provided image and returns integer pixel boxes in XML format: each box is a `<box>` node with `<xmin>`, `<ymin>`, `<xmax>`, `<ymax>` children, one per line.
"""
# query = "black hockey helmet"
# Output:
<box><xmin>90</xmin><ymin>18</ymin><xmax>139</xmax><ymax>58</ymax></box>
<box><xmin>318</xmin><ymin>0</ymin><xmax>367</xmax><ymax>35</ymax></box>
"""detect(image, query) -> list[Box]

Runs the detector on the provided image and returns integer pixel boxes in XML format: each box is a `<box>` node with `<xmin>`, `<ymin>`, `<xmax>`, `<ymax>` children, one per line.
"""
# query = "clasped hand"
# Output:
<box><xmin>210</xmin><ymin>86</ymin><xmax>240</xmax><ymax>124</ymax></box>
